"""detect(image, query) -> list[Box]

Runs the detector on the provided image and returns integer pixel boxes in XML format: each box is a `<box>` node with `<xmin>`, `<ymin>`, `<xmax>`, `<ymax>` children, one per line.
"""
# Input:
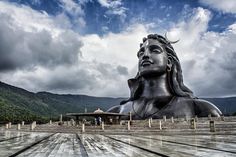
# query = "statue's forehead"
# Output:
<box><xmin>142</xmin><ymin>39</ymin><xmax>162</xmax><ymax>48</ymax></box>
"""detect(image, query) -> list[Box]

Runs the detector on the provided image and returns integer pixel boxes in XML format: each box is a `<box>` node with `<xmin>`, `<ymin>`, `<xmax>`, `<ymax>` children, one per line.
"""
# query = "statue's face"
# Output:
<box><xmin>138</xmin><ymin>39</ymin><xmax>168</xmax><ymax>77</ymax></box>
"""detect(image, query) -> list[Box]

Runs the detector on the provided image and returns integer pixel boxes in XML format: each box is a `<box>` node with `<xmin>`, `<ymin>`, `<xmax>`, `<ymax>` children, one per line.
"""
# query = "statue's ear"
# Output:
<box><xmin>167</xmin><ymin>56</ymin><xmax>173</xmax><ymax>72</ymax></box>
<box><xmin>167</xmin><ymin>56</ymin><xmax>173</xmax><ymax>65</ymax></box>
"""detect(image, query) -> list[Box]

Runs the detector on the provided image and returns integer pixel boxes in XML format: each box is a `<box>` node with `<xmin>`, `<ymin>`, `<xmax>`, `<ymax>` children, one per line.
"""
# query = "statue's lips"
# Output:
<box><xmin>141</xmin><ymin>60</ymin><xmax>153</xmax><ymax>66</ymax></box>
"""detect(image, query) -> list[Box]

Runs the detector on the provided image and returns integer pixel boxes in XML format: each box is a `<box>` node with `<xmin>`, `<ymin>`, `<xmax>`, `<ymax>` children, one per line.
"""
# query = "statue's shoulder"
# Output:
<box><xmin>119</xmin><ymin>101</ymin><xmax>133</xmax><ymax>114</ymax></box>
<box><xmin>106</xmin><ymin>101</ymin><xmax>133</xmax><ymax>113</ymax></box>
<box><xmin>106</xmin><ymin>105</ymin><xmax>121</xmax><ymax>113</ymax></box>
<box><xmin>193</xmin><ymin>98</ymin><xmax>222</xmax><ymax>117</ymax></box>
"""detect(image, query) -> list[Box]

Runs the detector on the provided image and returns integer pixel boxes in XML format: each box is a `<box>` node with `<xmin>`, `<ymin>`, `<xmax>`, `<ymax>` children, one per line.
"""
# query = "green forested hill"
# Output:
<box><xmin>0</xmin><ymin>81</ymin><xmax>123</xmax><ymax>123</ymax></box>
<box><xmin>0</xmin><ymin>81</ymin><xmax>236</xmax><ymax>123</ymax></box>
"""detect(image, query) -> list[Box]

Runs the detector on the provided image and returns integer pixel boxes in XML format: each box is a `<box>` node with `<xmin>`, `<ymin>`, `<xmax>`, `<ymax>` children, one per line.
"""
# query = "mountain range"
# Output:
<box><xmin>0</xmin><ymin>81</ymin><xmax>235</xmax><ymax>123</ymax></box>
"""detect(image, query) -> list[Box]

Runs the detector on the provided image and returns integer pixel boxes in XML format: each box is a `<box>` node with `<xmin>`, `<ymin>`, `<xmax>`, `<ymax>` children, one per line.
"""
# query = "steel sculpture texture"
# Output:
<box><xmin>108</xmin><ymin>34</ymin><xmax>222</xmax><ymax>119</ymax></box>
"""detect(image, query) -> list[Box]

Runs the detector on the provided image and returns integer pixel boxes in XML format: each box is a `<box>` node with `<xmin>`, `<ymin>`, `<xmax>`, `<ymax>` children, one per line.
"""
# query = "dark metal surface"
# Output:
<box><xmin>108</xmin><ymin>34</ymin><xmax>222</xmax><ymax>119</ymax></box>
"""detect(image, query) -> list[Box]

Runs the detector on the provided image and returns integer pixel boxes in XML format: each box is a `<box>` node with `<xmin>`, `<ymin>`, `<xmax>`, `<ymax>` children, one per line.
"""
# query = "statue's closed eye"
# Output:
<box><xmin>151</xmin><ymin>48</ymin><xmax>162</xmax><ymax>53</ymax></box>
<box><xmin>150</xmin><ymin>45</ymin><xmax>163</xmax><ymax>54</ymax></box>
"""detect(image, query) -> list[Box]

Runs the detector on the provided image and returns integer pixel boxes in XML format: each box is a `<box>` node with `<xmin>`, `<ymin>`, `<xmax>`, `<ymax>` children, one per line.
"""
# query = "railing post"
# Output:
<box><xmin>5</xmin><ymin>123</ymin><xmax>9</xmax><ymax>129</ymax></box>
<box><xmin>171</xmin><ymin>117</ymin><xmax>174</xmax><ymax>123</ymax></box>
<box><xmin>22</xmin><ymin>121</ymin><xmax>25</xmax><ymax>126</ymax></box>
<box><xmin>127</xmin><ymin>121</ymin><xmax>131</xmax><ymax>130</ymax></box>
<box><xmin>30</xmin><ymin>123</ymin><xmax>34</xmax><ymax>130</ymax></box>
<box><xmin>17</xmin><ymin>124</ymin><xmax>21</xmax><ymax>130</ymax></box>
<box><xmin>208</xmin><ymin>114</ymin><xmax>212</xmax><ymax>120</ymax></box>
<box><xmin>129</xmin><ymin>112</ymin><xmax>132</xmax><ymax>121</ymax></box>
<box><xmin>190</xmin><ymin>118</ymin><xmax>196</xmax><ymax>129</ymax></box>
<box><xmin>148</xmin><ymin>118</ymin><xmax>151</xmax><ymax>128</ymax></box>
<box><xmin>221</xmin><ymin>115</ymin><xmax>225</xmax><ymax>121</ymax></box>
<box><xmin>209</xmin><ymin>120</ymin><xmax>215</xmax><ymax>132</ymax></box>
<box><xmin>185</xmin><ymin>116</ymin><xmax>189</xmax><ymax>121</ymax></box>
<box><xmin>195</xmin><ymin>115</ymin><xmax>198</xmax><ymax>122</ymax></box>
<box><xmin>163</xmin><ymin>116</ymin><xmax>166</xmax><ymax>122</ymax></box>
<box><xmin>159</xmin><ymin>120</ymin><xmax>162</xmax><ymax>130</ymax></box>
<box><xmin>101</xmin><ymin>121</ymin><xmax>104</xmax><ymax>130</ymax></box>
<box><xmin>60</xmin><ymin>114</ymin><xmax>62</xmax><ymax>122</ymax></box>
<box><xmin>82</xmin><ymin>123</ymin><xmax>85</xmax><ymax>133</ymax></box>
<box><xmin>8</xmin><ymin>122</ymin><xmax>11</xmax><ymax>129</ymax></box>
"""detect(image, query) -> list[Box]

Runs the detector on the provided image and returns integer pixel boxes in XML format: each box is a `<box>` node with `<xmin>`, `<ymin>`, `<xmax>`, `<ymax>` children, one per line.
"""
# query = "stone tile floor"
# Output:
<box><xmin>0</xmin><ymin>131</ymin><xmax>235</xmax><ymax>157</ymax></box>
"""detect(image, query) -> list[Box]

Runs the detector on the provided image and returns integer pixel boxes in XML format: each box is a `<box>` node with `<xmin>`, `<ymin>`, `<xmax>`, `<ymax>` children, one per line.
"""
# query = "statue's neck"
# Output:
<box><xmin>140</xmin><ymin>73</ymin><xmax>173</xmax><ymax>99</ymax></box>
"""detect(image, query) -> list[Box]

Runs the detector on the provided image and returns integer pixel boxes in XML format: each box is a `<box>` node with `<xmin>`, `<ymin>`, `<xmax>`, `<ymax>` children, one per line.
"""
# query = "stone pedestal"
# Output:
<box><xmin>5</xmin><ymin>124</ymin><xmax>9</xmax><ymax>129</ymax></box>
<box><xmin>171</xmin><ymin>117</ymin><xmax>174</xmax><ymax>123</ymax></box>
<box><xmin>8</xmin><ymin>122</ymin><xmax>11</xmax><ymax>129</ymax></box>
<box><xmin>22</xmin><ymin>121</ymin><xmax>25</xmax><ymax>126</ymax></box>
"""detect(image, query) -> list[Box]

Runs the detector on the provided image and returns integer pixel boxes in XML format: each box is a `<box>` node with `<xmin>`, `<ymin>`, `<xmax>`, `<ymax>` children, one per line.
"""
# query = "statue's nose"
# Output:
<box><xmin>142</xmin><ymin>49</ymin><xmax>150</xmax><ymax>59</ymax></box>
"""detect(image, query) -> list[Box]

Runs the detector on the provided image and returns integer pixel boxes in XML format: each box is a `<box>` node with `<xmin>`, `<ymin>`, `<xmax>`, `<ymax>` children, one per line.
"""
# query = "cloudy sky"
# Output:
<box><xmin>0</xmin><ymin>0</ymin><xmax>236</xmax><ymax>98</ymax></box>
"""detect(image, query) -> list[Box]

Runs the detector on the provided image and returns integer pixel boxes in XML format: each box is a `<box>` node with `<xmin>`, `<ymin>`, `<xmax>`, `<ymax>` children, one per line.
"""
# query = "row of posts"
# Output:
<box><xmin>190</xmin><ymin>118</ymin><xmax>216</xmax><ymax>132</ymax></box>
<box><xmin>5</xmin><ymin>121</ymin><xmax>37</xmax><ymax>130</ymax></box>
<box><xmin>81</xmin><ymin>121</ymin><xmax>105</xmax><ymax>133</ymax></box>
<box><xmin>81</xmin><ymin>113</ymin><xmax>218</xmax><ymax>132</ymax></box>
<box><xmin>4</xmin><ymin>113</ymin><xmax>219</xmax><ymax>132</ymax></box>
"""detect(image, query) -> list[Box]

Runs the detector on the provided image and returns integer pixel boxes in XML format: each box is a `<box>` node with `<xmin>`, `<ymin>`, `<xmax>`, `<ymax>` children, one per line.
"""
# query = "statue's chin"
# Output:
<box><xmin>139</xmin><ymin>69</ymin><xmax>166</xmax><ymax>78</ymax></box>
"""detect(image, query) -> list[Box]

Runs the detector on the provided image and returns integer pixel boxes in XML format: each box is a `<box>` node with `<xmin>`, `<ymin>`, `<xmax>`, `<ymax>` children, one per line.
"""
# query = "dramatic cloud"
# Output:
<box><xmin>199</xmin><ymin>0</ymin><xmax>236</xmax><ymax>14</ymax></box>
<box><xmin>0</xmin><ymin>1</ymin><xmax>145</xmax><ymax>97</ymax></box>
<box><xmin>0</xmin><ymin>2</ymin><xmax>82</xmax><ymax>71</ymax></box>
<box><xmin>168</xmin><ymin>7</ymin><xmax>236</xmax><ymax>97</ymax></box>
<box><xmin>0</xmin><ymin>1</ymin><xmax>236</xmax><ymax>98</ymax></box>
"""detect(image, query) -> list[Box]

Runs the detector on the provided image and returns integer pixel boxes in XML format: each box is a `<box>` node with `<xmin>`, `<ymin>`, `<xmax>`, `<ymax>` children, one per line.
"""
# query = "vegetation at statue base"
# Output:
<box><xmin>0</xmin><ymin>81</ymin><xmax>236</xmax><ymax>124</ymax></box>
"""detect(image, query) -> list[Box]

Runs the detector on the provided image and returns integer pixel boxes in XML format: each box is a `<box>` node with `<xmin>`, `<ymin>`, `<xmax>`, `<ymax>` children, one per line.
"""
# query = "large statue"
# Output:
<box><xmin>108</xmin><ymin>34</ymin><xmax>222</xmax><ymax>119</ymax></box>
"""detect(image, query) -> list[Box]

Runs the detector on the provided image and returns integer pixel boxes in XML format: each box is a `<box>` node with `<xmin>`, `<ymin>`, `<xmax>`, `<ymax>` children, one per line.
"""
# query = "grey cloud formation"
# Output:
<box><xmin>116</xmin><ymin>65</ymin><xmax>128</xmax><ymax>75</ymax></box>
<box><xmin>0</xmin><ymin>13</ymin><xmax>82</xmax><ymax>72</ymax></box>
<box><xmin>169</xmin><ymin>7</ymin><xmax>236</xmax><ymax>97</ymax></box>
<box><xmin>41</xmin><ymin>67</ymin><xmax>97</xmax><ymax>92</ymax></box>
<box><xmin>180</xmin><ymin>29</ymin><xmax>236</xmax><ymax>97</ymax></box>
<box><xmin>0</xmin><ymin>2</ymin><xmax>131</xmax><ymax>97</ymax></box>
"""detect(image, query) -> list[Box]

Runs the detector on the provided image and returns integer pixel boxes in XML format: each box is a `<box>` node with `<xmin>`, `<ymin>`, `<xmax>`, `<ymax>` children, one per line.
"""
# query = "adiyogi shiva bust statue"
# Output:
<box><xmin>108</xmin><ymin>34</ymin><xmax>222</xmax><ymax>119</ymax></box>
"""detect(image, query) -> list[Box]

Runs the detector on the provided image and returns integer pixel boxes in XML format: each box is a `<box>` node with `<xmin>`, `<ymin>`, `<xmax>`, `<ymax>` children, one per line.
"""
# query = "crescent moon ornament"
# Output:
<box><xmin>165</xmin><ymin>32</ymin><xmax>180</xmax><ymax>44</ymax></box>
